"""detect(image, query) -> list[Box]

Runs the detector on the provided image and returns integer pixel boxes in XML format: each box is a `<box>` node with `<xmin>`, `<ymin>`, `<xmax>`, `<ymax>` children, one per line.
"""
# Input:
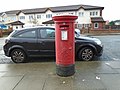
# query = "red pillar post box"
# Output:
<box><xmin>52</xmin><ymin>15</ymin><xmax>78</xmax><ymax>76</ymax></box>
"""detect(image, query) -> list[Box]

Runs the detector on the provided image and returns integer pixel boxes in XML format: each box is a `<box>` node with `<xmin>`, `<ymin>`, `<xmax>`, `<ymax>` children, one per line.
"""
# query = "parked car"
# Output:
<box><xmin>3</xmin><ymin>26</ymin><xmax>103</xmax><ymax>63</ymax></box>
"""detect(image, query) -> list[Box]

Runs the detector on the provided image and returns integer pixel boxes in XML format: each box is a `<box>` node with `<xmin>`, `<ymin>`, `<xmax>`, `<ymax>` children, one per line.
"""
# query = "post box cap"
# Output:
<box><xmin>52</xmin><ymin>15</ymin><xmax>78</xmax><ymax>22</ymax></box>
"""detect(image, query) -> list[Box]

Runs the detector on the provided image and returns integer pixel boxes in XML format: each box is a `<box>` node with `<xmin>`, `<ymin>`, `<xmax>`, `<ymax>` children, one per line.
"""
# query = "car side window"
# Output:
<box><xmin>15</xmin><ymin>30</ymin><xmax>36</xmax><ymax>38</ymax></box>
<box><xmin>40</xmin><ymin>28</ymin><xmax>55</xmax><ymax>39</ymax></box>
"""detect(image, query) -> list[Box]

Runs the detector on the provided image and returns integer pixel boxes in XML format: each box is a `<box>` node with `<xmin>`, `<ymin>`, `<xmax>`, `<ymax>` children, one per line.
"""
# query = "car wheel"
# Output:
<box><xmin>11</xmin><ymin>49</ymin><xmax>27</xmax><ymax>63</ymax></box>
<box><xmin>78</xmin><ymin>47</ymin><xmax>94</xmax><ymax>61</ymax></box>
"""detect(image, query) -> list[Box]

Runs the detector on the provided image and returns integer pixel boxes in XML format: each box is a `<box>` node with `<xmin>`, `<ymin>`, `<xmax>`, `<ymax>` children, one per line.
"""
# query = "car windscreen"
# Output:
<box><xmin>8</xmin><ymin>30</ymin><xmax>18</xmax><ymax>37</ymax></box>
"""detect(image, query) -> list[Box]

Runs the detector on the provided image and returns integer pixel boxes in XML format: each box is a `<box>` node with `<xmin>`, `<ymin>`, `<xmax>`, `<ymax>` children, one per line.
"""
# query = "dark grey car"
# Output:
<box><xmin>3</xmin><ymin>26</ymin><xmax>103</xmax><ymax>63</ymax></box>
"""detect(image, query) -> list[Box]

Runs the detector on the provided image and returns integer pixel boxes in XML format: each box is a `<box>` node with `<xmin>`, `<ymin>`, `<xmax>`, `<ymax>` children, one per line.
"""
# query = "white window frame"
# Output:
<box><xmin>90</xmin><ymin>12</ymin><xmax>98</xmax><ymax>16</ymax></box>
<box><xmin>37</xmin><ymin>15</ymin><xmax>41</xmax><ymax>19</ymax></box>
<box><xmin>29</xmin><ymin>15</ymin><xmax>34</xmax><ymax>20</ymax></box>
<box><xmin>94</xmin><ymin>23</ymin><xmax>99</xmax><ymax>28</ymax></box>
<box><xmin>46</xmin><ymin>14</ymin><xmax>52</xmax><ymax>19</ymax></box>
<box><xmin>79</xmin><ymin>12</ymin><xmax>84</xmax><ymax>17</ymax></box>
<box><xmin>20</xmin><ymin>16</ymin><xmax>25</xmax><ymax>20</ymax></box>
<box><xmin>90</xmin><ymin>12</ymin><xmax>92</xmax><ymax>16</ymax></box>
<box><xmin>96</xmin><ymin>12</ymin><xmax>98</xmax><ymax>15</ymax></box>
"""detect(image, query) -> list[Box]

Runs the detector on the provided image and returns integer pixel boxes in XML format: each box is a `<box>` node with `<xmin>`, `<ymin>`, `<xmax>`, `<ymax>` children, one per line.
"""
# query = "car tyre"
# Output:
<box><xmin>78</xmin><ymin>47</ymin><xmax>94</xmax><ymax>61</ymax></box>
<box><xmin>11</xmin><ymin>49</ymin><xmax>27</xmax><ymax>63</ymax></box>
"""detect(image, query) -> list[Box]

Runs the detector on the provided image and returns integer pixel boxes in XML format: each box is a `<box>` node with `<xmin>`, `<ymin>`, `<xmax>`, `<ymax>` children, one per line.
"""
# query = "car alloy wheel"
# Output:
<box><xmin>78</xmin><ymin>47</ymin><xmax>94</xmax><ymax>61</ymax></box>
<box><xmin>11</xmin><ymin>49</ymin><xmax>27</xmax><ymax>63</ymax></box>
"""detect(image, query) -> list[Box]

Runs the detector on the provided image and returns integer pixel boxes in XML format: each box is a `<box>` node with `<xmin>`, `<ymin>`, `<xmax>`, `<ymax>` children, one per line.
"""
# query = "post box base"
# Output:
<box><xmin>56</xmin><ymin>64</ymin><xmax>75</xmax><ymax>77</ymax></box>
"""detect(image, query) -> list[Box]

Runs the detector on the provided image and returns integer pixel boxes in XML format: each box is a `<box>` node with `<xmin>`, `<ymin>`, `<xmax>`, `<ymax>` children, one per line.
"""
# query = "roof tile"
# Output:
<box><xmin>1</xmin><ymin>4</ymin><xmax>104</xmax><ymax>15</ymax></box>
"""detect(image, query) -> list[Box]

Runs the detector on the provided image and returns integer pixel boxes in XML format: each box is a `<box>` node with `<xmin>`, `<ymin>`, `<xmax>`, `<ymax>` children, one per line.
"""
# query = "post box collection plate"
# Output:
<box><xmin>61</xmin><ymin>30</ymin><xmax>68</xmax><ymax>40</ymax></box>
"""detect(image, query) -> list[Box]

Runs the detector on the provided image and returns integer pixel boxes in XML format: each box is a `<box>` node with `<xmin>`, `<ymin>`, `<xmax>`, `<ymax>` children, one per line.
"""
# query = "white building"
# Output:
<box><xmin>0</xmin><ymin>4</ymin><xmax>105</xmax><ymax>29</ymax></box>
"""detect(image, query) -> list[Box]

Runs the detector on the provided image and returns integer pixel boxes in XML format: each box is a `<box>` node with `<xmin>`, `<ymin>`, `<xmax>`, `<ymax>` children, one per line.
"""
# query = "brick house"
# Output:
<box><xmin>91</xmin><ymin>17</ymin><xmax>106</xmax><ymax>29</ymax></box>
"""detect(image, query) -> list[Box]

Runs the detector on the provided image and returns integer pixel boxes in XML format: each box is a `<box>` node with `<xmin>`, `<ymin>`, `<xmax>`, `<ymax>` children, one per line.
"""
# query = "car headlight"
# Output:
<box><xmin>95</xmin><ymin>39</ymin><xmax>102</xmax><ymax>46</ymax></box>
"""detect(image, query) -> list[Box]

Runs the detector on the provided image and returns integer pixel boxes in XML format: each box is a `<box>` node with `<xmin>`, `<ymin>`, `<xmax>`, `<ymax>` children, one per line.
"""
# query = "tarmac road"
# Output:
<box><xmin>93</xmin><ymin>35</ymin><xmax>120</xmax><ymax>61</ymax></box>
<box><xmin>0</xmin><ymin>35</ymin><xmax>120</xmax><ymax>64</ymax></box>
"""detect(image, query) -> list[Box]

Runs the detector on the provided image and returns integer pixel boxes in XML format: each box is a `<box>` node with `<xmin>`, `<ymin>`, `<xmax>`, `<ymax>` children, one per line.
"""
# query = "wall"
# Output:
<box><xmin>0</xmin><ymin>28</ymin><xmax>13</xmax><ymax>37</ymax></box>
<box><xmin>91</xmin><ymin>22</ymin><xmax>105</xmax><ymax>29</ymax></box>
<box><xmin>13</xmin><ymin>25</ymin><xmax>23</xmax><ymax>30</ymax></box>
<box><xmin>89</xmin><ymin>29</ymin><xmax>120</xmax><ymax>35</ymax></box>
<box><xmin>0</xmin><ymin>30</ymin><xmax>2</xmax><ymax>37</ymax></box>
<box><xmin>81</xmin><ymin>28</ymin><xmax>120</xmax><ymax>35</ymax></box>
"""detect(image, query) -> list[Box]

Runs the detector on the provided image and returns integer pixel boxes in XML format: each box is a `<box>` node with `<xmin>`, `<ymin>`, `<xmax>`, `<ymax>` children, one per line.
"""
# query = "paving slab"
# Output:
<box><xmin>14</xmin><ymin>75</ymin><xmax>46</xmax><ymax>90</ymax></box>
<box><xmin>115</xmin><ymin>69</ymin><xmax>120</xmax><ymax>74</ymax></box>
<box><xmin>105</xmin><ymin>61</ymin><xmax>120</xmax><ymax>69</ymax></box>
<box><xmin>0</xmin><ymin>63</ymin><xmax>56</xmax><ymax>77</ymax></box>
<box><xmin>0</xmin><ymin>76</ymin><xmax>23</xmax><ymax>90</ymax></box>
<box><xmin>44</xmin><ymin>75</ymin><xmax>73</xmax><ymax>90</ymax></box>
<box><xmin>76</xmin><ymin>61</ymin><xmax>118</xmax><ymax>74</ymax></box>
<box><xmin>73</xmin><ymin>75</ymin><xmax>105</xmax><ymax>90</ymax></box>
<box><xmin>99</xmin><ymin>74</ymin><xmax>120</xmax><ymax>90</ymax></box>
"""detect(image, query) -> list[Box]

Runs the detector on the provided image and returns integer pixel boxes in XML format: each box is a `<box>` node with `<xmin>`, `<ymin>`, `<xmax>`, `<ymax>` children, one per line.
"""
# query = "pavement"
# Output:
<box><xmin>0</xmin><ymin>61</ymin><xmax>120</xmax><ymax>90</ymax></box>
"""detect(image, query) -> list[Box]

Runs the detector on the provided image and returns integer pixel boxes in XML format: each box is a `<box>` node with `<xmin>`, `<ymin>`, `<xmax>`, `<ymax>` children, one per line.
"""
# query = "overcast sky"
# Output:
<box><xmin>0</xmin><ymin>0</ymin><xmax>119</xmax><ymax>21</ymax></box>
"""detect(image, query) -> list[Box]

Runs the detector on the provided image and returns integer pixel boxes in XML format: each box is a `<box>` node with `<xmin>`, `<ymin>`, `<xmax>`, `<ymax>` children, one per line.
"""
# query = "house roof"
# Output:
<box><xmin>50</xmin><ymin>4</ymin><xmax>104</xmax><ymax>12</ymax></box>
<box><xmin>91</xmin><ymin>17</ymin><xmax>105</xmax><ymax>22</ymax></box>
<box><xmin>50</xmin><ymin>5</ymin><xmax>80</xmax><ymax>12</ymax></box>
<box><xmin>1</xmin><ymin>4</ymin><xmax>104</xmax><ymax>15</ymax></box>
<box><xmin>80</xmin><ymin>4</ymin><xmax>104</xmax><ymax>10</ymax></box>
<box><xmin>42</xmin><ymin>20</ymin><xmax>54</xmax><ymax>24</ymax></box>
<box><xmin>22</xmin><ymin>4</ymin><xmax>104</xmax><ymax>13</ymax></box>
<box><xmin>5</xmin><ymin>10</ymin><xmax>21</xmax><ymax>15</ymax></box>
<box><xmin>6</xmin><ymin>21</ymin><xmax>24</xmax><ymax>25</ymax></box>
<box><xmin>22</xmin><ymin>8</ymin><xmax>47</xmax><ymax>14</ymax></box>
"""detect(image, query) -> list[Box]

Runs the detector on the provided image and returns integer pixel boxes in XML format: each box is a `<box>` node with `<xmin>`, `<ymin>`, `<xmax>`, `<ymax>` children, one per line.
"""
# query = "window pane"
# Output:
<box><xmin>96</xmin><ymin>12</ymin><xmax>98</xmax><ymax>15</ymax></box>
<box><xmin>79</xmin><ymin>12</ymin><xmax>84</xmax><ymax>17</ymax></box>
<box><xmin>46</xmin><ymin>29</ymin><xmax>55</xmax><ymax>38</ymax></box>
<box><xmin>90</xmin><ymin>12</ymin><xmax>92</xmax><ymax>16</ymax></box>
<box><xmin>46</xmin><ymin>14</ymin><xmax>52</xmax><ymax>18</ymax></box>
<box><xmin>40</xmin><ymin>29</ymin><xmax>47</xmax><ymax>38</ymax></box>
<box><xmin>93</xmin><ymin>12</ymin><xmax>95</xmax><ymax>16</ymax></box>
<box><xmin>40</xmin><ymin>28</ymin><xmax>55</xmax><ymax>39</ymax></box>
<box><xmin>16</xmin><ymin>30</ymin><xmax>36</xmax><ymax>38</ymax></box>
<box><xmin>37</xmin><ymin>15</ymin><xmax>41</xmax><ymax>19</ymax></box>
<box><xmin>94</xmin><ymin>23</ymin><xmax>99</xmax><ymax>28</ymax></box>
<box><xmin>20</xmin><ymin>16</ymin><xmax>25</xmax><ymax>19</ymax></box>
<box><xmin>29</xmin><ymin>15</ymin><xmax>33</xmax><ymax>19</ymax></box>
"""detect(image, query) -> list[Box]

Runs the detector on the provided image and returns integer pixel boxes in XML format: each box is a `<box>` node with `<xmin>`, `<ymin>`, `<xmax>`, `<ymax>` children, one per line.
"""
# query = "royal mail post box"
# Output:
<box><xmin>52</xmin><ymin>15</ymin><xmax>78</xmax><ymax>76</ymax></box>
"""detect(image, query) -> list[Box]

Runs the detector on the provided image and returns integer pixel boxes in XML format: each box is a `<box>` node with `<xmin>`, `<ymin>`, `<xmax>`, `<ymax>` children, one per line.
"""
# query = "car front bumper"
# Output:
<box><xmin>96</xmin><ymin>45</ymin><xmax>103</xmax><ymax>57</ymax></box>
